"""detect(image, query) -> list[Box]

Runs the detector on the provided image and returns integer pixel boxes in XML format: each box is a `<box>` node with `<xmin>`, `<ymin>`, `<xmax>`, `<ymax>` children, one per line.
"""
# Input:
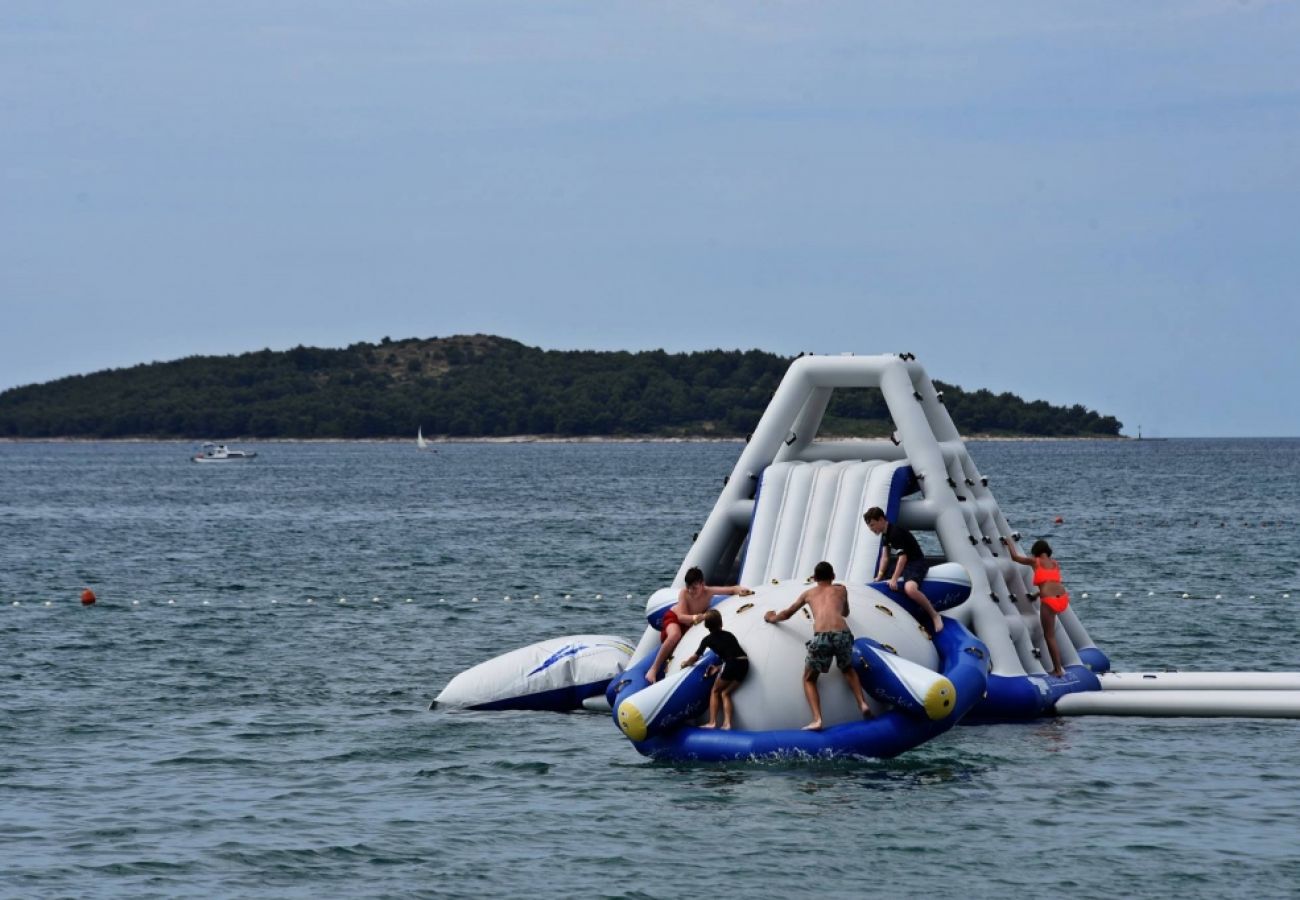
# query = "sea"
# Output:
<box><xmin>2</xmin><ymin>439</ymin><xmax>1299</xmax><ymax>899</ymax></box>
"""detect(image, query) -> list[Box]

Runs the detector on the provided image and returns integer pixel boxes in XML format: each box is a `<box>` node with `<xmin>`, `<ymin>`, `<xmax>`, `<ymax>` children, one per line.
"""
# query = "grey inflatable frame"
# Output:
<box><xmin>675</xmin><ymin>352</ymin><xmax>1098</xmax><ymax>682</ymax></box>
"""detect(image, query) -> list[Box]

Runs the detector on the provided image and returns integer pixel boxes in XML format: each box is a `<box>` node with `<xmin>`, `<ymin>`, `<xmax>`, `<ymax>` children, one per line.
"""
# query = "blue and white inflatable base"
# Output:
<box><xmin>621</xmin><ymin>621</ymin><xmax>989</xmax><ymax>762</ymax></box>
<box><xmin>966</xmin><ymin>664</ymin><xmax>1102</xmax><ymax>723</ymax></box>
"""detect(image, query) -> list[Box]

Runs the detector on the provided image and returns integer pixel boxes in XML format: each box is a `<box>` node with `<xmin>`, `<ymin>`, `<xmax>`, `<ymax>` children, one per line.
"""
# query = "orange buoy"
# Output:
<box><xmin>80</xmin><ymin>589</ymin><xmax>97</xmax><ymax>606</ymax></box>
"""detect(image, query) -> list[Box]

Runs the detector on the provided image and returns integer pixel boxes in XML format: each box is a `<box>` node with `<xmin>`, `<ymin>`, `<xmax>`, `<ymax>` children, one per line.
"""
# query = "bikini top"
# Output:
<box><xmin>1033</xmin><ymin>560</ymin><xmax>1063</xmax><ymax>587</ymax></box>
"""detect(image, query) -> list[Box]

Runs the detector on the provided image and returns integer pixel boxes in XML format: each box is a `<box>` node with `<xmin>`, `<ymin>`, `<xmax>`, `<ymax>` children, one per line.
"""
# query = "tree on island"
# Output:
<box><xmin>0</xmin><ymin>335</ymin><xmax>1122</xmax><ymax>439</ymax></box>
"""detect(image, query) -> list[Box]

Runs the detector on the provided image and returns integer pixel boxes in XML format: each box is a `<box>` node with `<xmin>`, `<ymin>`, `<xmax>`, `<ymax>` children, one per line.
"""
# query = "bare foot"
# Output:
<box><xmin>721</xmin><ymin>722</ymin><xmax>732</xmax><ymax>730</ymax></box>
<box><xmin>860</xmin><ymin>705</ymin><xmax>873</xmax><ymax>718</ymax></box>
<box><xmin>645</xmin><ymin>669</ymin><xmax>657</xmax><ymax>684</ymax></box>
<box><xmin>931</xmin><ymin>615</ymin><xmax>944</xmax><ymax>633</ymax></box>
<box><xmin>700</xmin><ymin>722</ymin><xmax>717</xmax><ymax>729</ymax></box>
<box><xmin>801</xmin><ymin>719</ymin><xmax>823</xmax><ymax>731</ymax></box>
<box><xmin>1051</xmin><ymin>669</ymin><xmax>1064</xmax><ymax>677</ymax></box>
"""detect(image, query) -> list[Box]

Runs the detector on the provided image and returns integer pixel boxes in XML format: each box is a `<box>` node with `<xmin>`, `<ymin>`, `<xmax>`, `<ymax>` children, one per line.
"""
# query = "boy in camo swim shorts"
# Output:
<box><xmin>806</xmin><ymin>628</ymin><xmax>854</xmax><ymax>674</ymax></box>
<box><xmin>765</xmin><ymin>561</ymin><xmax>872</xmax><ymax>730</ymax></box>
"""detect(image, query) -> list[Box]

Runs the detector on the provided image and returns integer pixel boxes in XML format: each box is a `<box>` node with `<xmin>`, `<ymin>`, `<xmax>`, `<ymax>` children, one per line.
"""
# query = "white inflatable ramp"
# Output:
<box><xmin>739</xmin><ymin>459</ymin><xmax>914</xmax><ymax>586</ymax></box>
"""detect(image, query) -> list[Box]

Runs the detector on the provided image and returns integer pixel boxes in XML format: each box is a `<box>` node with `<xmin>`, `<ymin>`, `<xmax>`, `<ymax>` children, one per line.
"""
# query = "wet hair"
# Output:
<box><xmin>702</xmin><ymin>609</ymin><xmax>723</xmax><ymax>631</ymax></box>
<box><xmin>684</xmin><ymin>566</ymin><xmax>704</xmax><ymax>586</ymax></box>
<box><xmin>863</xmin><ymin>507</ymin><xmax>886</xmax><ymax>523</ymax></box>
<box><xmin>1031</xmin><ymin>540</ymin><xmax>1053</xmax><ymax>557</ymax></box>
<box><xmin>813</xmin><ymin>561</ymin><xmax>835</xmax><ymax>582</ymax></box>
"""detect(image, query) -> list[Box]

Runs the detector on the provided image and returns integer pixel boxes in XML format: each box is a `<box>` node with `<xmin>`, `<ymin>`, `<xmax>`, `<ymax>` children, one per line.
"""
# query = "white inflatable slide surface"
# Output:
<box><xmin>739</xmin><ymin>459</ymin><xmax>911</xmax><ymax>586</ymax></box>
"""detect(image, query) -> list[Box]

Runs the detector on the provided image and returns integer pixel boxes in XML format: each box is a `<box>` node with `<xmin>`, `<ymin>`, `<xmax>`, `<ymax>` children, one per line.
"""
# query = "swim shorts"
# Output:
<box><xmin>806</xmin><ymin>629</ymin><xmax>854</xmax><ymax>673</ymax></box>
<box><xmin>719</xmin><ymin>658</ymin><xmax>749</xmax><ymax>684</ymax></box>
<box><xmin>900</xmin><ymin>560</ymin><xmax>929</xmax><ymax>585</ymax></box>
<box><xmin>660</xmin><ymin>609</ymin><xmax>683</xmax><ymax>641</ymax></box>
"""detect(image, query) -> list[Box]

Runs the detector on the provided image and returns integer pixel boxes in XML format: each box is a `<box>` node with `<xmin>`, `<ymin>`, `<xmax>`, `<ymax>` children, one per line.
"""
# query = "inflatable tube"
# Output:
<box><xmin>868</xmin><ymin>561</ymin><xmax>972</xmax><ymax>615</ymax></box>
<box><xmin>1056</xmin><ymin>690</ymin><xmax>1300</xmax><ymax>718</ymax></box>
<box><xmin>434</xmin><ymin>635</ymin><xmax>634</xmax><ymax>712</ymax></box>
<box><xmin>616</xmin><ymin>651</ymin><xmax>717</xmax><ymax>740</ymax></box>
<box><xmin>1098</xmin><ymin>671</ymin><xmax>1300</xmax><ymax>691</ymax></box>
<box><xmin>629</xmin><ymin>620</ymin><xmax>989</xmax><ymax>762</ymax></box>
<box><xmin>644</xmin><ymin>588</ymin><xmax>677</xmax><ymax>631</ymax></box>
<box><xmin>967</xmin><ymin>664</ymin><xmax>1102</xmax><ymax>723</ymax></box>
<box><xmin>1076</xmin><ymin>646</ymin><xmax>1112</xmax><ymax>673</ymax></box>
<box><xmin>855</xmin><ymin>638</ymin><xmax>957</xmax><ymax>721</ymax></box>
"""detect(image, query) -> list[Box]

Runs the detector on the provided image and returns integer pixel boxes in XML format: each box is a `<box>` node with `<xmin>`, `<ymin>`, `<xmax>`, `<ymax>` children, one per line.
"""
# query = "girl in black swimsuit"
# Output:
<box><xmin>681</xmin><ymin>609</ymin><xmax>749</xmax><ymax>730</ymax></box>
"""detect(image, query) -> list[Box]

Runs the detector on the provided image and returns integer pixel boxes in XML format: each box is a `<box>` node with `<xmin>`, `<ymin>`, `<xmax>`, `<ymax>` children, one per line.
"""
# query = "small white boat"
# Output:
<box><xmin>192</xmin><ymin>442</ymin><xmax>257</xmax><ymax>463</ymax></box>
<box><xmin>417</xmin><ymin>427</ymin><xmax>429</xmax><ymax>450</ymax></box>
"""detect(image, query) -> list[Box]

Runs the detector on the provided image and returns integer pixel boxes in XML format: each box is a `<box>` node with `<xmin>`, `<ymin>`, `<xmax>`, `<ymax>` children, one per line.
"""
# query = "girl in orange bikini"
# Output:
<box><xmin>1004</xmin><ymin>538</ymin><xmax>1069</xmax><ymax>677</ymax></box>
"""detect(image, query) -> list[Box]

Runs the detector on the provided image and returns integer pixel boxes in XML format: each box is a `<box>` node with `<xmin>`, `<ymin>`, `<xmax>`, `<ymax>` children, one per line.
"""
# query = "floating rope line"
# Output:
<box><xmin>8</xmin><ymin>588</ymin><xmax>1291</xmax><ymax>611</ymax></box>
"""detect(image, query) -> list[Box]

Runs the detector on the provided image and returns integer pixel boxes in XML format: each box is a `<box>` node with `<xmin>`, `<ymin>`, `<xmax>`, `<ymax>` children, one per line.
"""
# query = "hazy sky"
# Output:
<box><xmin>4</xmin><ymin>2</ymin><xmax>1297</xmax><ymax>436</ymax></box>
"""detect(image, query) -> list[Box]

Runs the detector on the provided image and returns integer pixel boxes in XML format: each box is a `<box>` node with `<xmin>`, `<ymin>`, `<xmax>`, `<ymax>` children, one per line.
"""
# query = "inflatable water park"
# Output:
<box><xmin>433</xmin><ymin>353</ymin><xmax>1300</xmax><ymax>761</ymax></box>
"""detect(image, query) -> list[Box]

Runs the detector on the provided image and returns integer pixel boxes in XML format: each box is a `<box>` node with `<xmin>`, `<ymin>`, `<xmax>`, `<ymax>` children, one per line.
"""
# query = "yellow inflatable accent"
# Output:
<box><xmin>618</xmin><ymin>701</ymin><xmax>649</xmax><ymax>742</ymax></box>
<box><xmin>922</xmin><ymin>676</ymin><xmax>957</xmax><ymax>721</ymax></box>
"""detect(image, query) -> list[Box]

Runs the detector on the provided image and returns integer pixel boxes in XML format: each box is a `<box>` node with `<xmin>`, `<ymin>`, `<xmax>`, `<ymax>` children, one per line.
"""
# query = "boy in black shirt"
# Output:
<box><xmin>681</xmin><ymin>609</ymin><xmax>749</xmax><ymax>730</ymax></box>
<box><xmin>864</xmin><ymin>506</ymin><xmax>943</xmax><ymax>633</ymax></box>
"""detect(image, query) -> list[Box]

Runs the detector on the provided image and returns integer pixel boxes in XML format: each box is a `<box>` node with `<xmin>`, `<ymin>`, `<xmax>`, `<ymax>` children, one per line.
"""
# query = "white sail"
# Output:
<box><xmin>417</xmin><ymin>427</ymin><xmax>428</xmax><ymax>450</ymax></box>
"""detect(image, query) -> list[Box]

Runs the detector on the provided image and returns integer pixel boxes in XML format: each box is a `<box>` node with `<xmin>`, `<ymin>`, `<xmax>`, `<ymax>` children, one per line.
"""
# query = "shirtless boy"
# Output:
<box><xmin>646</xmin><ymin>566</ymin><xmax>753</xmax><ymax>684</ymax></box>
<box><xmin>764</xmin><ymin>561</ymin><xmax>872</xmax><ymax>730</ymax></box>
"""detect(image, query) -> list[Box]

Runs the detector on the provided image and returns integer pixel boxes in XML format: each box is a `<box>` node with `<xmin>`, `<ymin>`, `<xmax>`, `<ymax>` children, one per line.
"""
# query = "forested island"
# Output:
<box><xmin>0</xmin><ymin>335</ymin><xmax>1122</xmax><ymax>439</ymax></box>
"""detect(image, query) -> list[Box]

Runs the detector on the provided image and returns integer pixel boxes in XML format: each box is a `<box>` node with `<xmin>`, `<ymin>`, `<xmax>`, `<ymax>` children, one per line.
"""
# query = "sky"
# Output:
<box><xmin>3</xmin><ymin>1</ymin><xmax>1298</xmax><ymax>436</ymax></box>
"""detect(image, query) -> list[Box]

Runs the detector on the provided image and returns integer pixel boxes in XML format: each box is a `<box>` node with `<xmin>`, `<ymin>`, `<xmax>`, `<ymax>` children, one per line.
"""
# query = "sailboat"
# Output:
<box><xmin>417</xmin><ymin>427</ymin><xmax>429</xmax><ymax>450</ymax></box>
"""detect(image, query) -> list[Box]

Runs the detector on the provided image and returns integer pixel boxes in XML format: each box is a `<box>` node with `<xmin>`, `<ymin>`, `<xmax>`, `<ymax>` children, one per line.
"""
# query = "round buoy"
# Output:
<box><xmin>1115</xmin><ymin>592</ymin><xmax>1122</xmax><ymax>598</ymax></box>
<box><xmin>1053</xmin><ymin>516</ymin><xmax>1064</xmax><ymax>525</ymax></box>
<box><xmin>132</xmin><ymin>600</ymin><xmax>139</xmax><ymax>606</ymax></box>
<box><xmin>405</xmin><ymin>598</ymin><xmax>413</xmax><ymax>603</ymax></box>
<box><xmin>80</xmin><ymin>589</ymin><xmax>97</xmax><ymax>606</ymax></box>
<box><xmin>533</xmin><ymin>594</ymin><xmax>540</xmax><ymax>600</ymax></box>
<box><xmin>1182</xmin><ymin>593</ymin><xmax>1190</xmax><ymax>599</ymax></box>
<box><xmin>1081</xmin><ymin>592</ymin><xmax>1089</xmax><ymax>599</ymax></box>
<box><xmin>595</xmin><ymin>593</ymin><xmax>603</xmax><ymax>600</ymax></box>
<box><xmin>307</xmin><ymin>598</ymin><xmax>314</xmax><ymax>604</ymax></box>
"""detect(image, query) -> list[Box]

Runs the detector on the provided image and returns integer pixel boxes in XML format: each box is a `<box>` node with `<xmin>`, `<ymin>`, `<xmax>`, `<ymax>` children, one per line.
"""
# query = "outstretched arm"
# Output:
<box><xmin>1001</xmin><ymin>537</ymin><xmax>1034</xmax><ymax>566</ymax></box>
<box><xmin>765</xmin><ymin>591</ymin><xmax>807</xmax><ymax>623</ymax></box>
<box><xmin>709</xmin><ymin>584</ymin><xmax>754</xmax><ymax>597</ymax></box>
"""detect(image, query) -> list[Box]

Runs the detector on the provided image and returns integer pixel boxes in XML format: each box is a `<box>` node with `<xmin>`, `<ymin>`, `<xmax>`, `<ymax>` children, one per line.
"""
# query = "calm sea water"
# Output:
<box><xmin>2</xmin><ymin>439</ymin><xmax>1299</xmax><ymax>899</ymax></box>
